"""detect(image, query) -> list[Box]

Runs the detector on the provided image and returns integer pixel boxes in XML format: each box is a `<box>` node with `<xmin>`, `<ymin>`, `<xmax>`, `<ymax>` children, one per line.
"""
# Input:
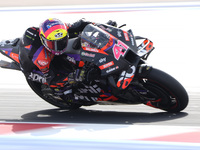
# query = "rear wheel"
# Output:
<box><xmin>135</xmin><ymin>67</ymin><xmax>188</xmax><ymax>112</ymax></box>
<box><xmin>26</xmin><ymin>79</ymin><xmax>82</xmax><ymax>109</ymax></box>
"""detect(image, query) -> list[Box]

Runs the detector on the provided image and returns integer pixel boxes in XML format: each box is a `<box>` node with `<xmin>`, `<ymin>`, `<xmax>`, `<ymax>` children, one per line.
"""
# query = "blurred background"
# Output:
<box><xmin>1</xmin><ymin>0</ymin><xmax>199</xmax><ymax>7</ymax></box>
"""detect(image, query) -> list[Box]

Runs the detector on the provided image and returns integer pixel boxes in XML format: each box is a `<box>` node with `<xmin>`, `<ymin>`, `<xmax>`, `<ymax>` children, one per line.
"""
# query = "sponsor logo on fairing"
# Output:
<box><xmin>106</xmin><ymin>66</ymin><xmax>119</xmax><ymax>73</ymax></box>
<box><xmin>81</xmin><ymin>52</ymin><xmax>95</xmax><ymax>58</ymax></box>
<box><xmin>84</xmin><ymin>47</ymin><xmax>99</xmax><ymax>53</ymax></box>
<box><xmin>130</xmin><ymin>35</ymin><xmax>135</xmax><ymax>46</ymax></box>
<box><xmin>99</xmin><ymin>61</ymin><xmax>114</xmax><ymax>70</ymax></box>
<box><xmin>10</xmin><ymin>53</ymin><xmax>19</xmax><ymax>61</ymax></box>
<box><xmin>106</xmin><ymin>28</ymin><xmax>112</xmax><ymax>32</ymax></box>
<box><xmin>99</xmin><ymin>57</ymin><xmax>106</xmax><ymax>63</ymax></box>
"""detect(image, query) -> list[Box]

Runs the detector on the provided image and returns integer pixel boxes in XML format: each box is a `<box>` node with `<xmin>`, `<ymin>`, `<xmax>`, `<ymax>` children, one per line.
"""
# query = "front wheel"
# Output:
<box><xmin>135</xmin><ymin>67</ymin><xmax>189</xmax><ymax>112</ymax></box>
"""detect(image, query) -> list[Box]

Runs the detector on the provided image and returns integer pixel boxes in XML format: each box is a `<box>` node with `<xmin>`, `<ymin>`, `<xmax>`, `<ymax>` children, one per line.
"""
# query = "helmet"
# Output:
<box><xmin>39</xmin><ymin>18</ymin><xmax>68</xmax><ymax>55</ymax></box>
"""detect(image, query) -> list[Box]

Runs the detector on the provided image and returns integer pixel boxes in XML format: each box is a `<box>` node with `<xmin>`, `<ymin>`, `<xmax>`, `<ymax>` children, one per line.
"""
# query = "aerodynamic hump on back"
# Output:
<box><xmin>0</xmin><ymin>38</ymin><xmax>20</xmax><ymax>63</ymax></box>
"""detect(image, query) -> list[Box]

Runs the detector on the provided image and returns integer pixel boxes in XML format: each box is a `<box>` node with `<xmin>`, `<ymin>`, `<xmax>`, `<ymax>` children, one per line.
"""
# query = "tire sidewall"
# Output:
<box><xmin>139</xmin><ymin>67</ymin><xmax>189</xmax><ymax>112</ymax></box>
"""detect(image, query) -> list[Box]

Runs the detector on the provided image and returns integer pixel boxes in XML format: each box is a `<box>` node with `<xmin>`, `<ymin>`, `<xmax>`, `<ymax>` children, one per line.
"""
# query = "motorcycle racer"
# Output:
<box><xmin>0</xmin><ymin>18</ymin><xmax>189</xmax><ymax>112</ymax></box>
<box><xmin>19</xmin><ymin>18</ymin><xmax>117</xmax><ymax>101</ymax></box>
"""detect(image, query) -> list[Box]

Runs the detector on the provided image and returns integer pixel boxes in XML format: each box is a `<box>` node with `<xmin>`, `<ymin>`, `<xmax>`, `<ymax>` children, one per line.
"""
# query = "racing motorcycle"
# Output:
<box><xmin>0</xmin><ymin>23</ymin><xmax>188</xmax><ymax>112</ymax></box>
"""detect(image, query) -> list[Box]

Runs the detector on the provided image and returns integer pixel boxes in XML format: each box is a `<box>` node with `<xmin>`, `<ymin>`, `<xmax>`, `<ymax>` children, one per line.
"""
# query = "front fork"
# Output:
<box><xmin>132</xmin><ymin>64</ymin><xmax>161</xmax><ymax>102</ymax></box>
<box><xmin>137</xmin><ymin>63</ymin><xmax>153</xmax><ymax>78</ymax></box>
<box><xmin>108</xmin><ymin>63</ymin><xmax>155</xmax><ymax>100</ymax></box>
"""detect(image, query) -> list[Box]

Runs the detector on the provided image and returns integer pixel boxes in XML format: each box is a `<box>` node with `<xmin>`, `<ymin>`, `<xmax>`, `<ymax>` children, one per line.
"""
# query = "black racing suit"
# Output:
<box><xmin>19</xmin><ymin>19</ymin><xmax>116</xmax><ymax>98</ymax></box>
<box><xmin>19</xmin><ymin>19</ymin><xmax>90</xmax><ymax>92</ymax></box>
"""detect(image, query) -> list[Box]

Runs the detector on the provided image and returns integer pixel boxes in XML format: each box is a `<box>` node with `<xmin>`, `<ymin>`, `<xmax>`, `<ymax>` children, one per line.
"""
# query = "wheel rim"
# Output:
<box><xmin>133</xmin><ymin>78</ymin><xmax>179</xmax><ymax>111</ymax></box>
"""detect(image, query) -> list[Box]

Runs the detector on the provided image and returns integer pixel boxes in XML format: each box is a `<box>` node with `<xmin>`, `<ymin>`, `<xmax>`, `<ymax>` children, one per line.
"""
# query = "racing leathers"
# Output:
<box><xmin>19</xmin><ymin>19</ymin><xmax>117</xmax><ymax>101</ymax></box>
<box><xmin>19</xmin><ymin>19</ymin><xmax>90</xmax><ymax>98</ymax></box>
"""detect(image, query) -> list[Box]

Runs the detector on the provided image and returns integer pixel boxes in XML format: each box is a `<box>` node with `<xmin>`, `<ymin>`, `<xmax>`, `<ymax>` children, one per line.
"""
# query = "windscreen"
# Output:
<box><xmin>81</xmin><ymin>24</ymin><xmax>111</xmax><ymax>49</ymax></box>
<box><xmin>80</xmin><ymin>24</ymin><xmax>133</xmax><ymax>76</ymax></box>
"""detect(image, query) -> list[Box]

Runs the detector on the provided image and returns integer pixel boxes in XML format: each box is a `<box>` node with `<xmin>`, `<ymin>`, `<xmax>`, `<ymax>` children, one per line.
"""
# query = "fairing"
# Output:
<box><xmin>80</xmin><ymin>24</ymin><xmax>139</xmax><ymax>76</ymax></box>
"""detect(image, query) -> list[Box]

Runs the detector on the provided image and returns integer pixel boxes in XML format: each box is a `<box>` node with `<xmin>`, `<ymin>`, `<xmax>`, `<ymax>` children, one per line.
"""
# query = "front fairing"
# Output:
<box><xmin>80</xmin><ymin>24</ymin><xmax>139</xmax><ymax>76</ymax></box>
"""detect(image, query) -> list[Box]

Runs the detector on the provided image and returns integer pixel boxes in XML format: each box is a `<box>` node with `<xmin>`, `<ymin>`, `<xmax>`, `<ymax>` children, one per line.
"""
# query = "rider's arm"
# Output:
<box><xmin>68</xmin><ymin>19</ymin><xmax>91</xmax><ymax>33</ymax></box>
<box><xmin>67</xmin><ymin>19</ymin><xmax>92</xmax><ymax>38</ymax></box>
<box><xmin>67</xmin><ymin>19</ymin><xmax>117</xmax><ymax>38</ymax></box>
<box><xmin>19</xmin><ymin>27</ymin><xmax>42</xmax><ymax>73</ymax></box>
<box><xmin>20</xmin><ymin>27</ymin><xmax>57</xmax><ymax>86</ymax></box>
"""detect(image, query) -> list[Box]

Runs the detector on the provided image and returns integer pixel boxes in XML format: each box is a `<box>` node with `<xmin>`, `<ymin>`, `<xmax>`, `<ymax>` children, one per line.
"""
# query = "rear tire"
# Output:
<box><xmin>137</xmin><ymin>67</ymin><xmax>188</xmax><ymax>112</ymax></box>
<box><xmin>26</xmin><ymin>79</ymin><xmax>82</xmax><ymax>110</ymax></box>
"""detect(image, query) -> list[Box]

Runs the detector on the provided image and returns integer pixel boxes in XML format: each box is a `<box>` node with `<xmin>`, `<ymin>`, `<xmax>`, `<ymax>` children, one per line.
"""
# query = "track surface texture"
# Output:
<box><xmin>0</xmin><ymin>87</ymin><xmax>198</xmax><ymax>126</ymax></box>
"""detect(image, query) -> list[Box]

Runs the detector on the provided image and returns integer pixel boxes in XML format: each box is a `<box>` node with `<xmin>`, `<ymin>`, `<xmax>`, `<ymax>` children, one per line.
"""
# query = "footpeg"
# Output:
<box><xmin>0</xmin><ymin>60</ymin><xmax>10</xmax><ymax>67</ymax></box>
<box><xmin>0</xmin><ymin>60</ymin><xmax>20</xmax><ymax>70</ymax></box>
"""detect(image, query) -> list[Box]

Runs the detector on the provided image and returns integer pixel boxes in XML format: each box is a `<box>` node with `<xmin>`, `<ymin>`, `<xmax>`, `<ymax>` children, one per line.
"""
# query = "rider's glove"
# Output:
<box><xmin>85</xmin><ymin>66</ymin><xmax>101</xmax><ymax>83</ymax></box>
<box><xmin>68</xmin><ymin>69</ymin><xmax>85</xmax><ymax>84</ymax></box>
<box><xmin>106</xmin><ymin>20</ymin><xmax>117</xmax><ymax>27</ymax></box>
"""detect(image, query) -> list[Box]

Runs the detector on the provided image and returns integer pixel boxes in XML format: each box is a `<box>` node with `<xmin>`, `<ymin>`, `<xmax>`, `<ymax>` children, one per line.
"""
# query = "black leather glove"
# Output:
<box><xmin>85</xmin><ymin>66</ymin><xmax>101</xmax><ymax>83</ymax></box>
<box><xmin>68</xmin><ymin>65</ymin><xmax>101</xmax><ymax>84</ymax></box>
<box><xmin>106</xmin><ymin>20</ymin><xmax>117</xmax><ymax>27</ymax></box>
<box><xmin>68</xmin><ymin>69</ymin><xmax>85</xmax><ymax>84</ymax></box>
<box><xmin>68</xmin><ymin>19</ymin><xmax>91</xmax><ymax>34</ymax></box>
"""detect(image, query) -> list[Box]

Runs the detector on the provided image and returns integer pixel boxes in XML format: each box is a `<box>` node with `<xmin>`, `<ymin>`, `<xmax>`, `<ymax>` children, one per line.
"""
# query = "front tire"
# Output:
<box><xmin>137</xmin><ymin>67</ymin><xmax>189</xmax><ymax>112</ymax></box>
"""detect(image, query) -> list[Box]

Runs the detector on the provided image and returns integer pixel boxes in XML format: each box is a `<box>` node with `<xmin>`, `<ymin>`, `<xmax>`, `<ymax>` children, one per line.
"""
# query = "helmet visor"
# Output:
<box><xmin>41</xmin><ymin>35</ymin><xmax>68</xmax><ymax>54</ymax></box>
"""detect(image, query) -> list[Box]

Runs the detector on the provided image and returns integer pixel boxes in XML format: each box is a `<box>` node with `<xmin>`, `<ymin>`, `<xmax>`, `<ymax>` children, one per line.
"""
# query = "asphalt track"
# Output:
<box><xmin>0</xmin><ymin>87</ymin><xmax>199</xmax><ymax>126</ymax></box>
